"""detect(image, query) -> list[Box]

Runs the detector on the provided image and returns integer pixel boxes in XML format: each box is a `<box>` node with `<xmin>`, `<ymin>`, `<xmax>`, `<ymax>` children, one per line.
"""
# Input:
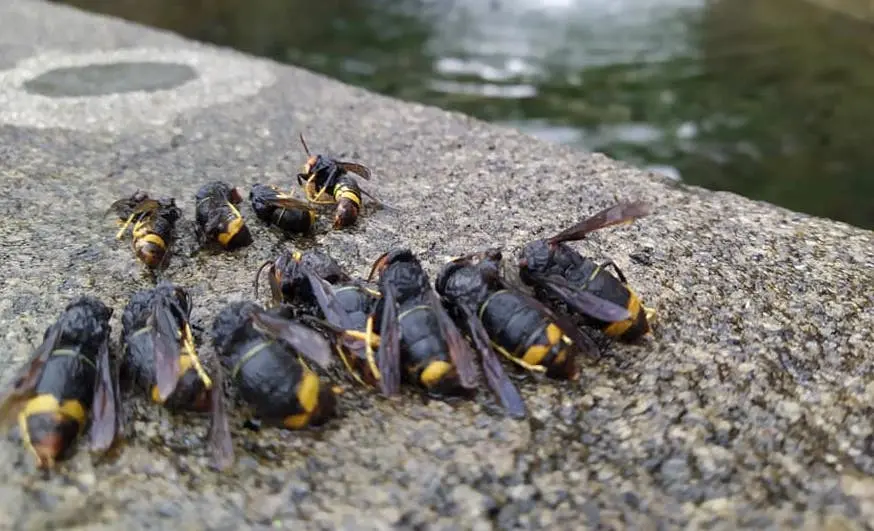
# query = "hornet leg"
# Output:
<box><xmin>335</xmin><ymin>344</ymin><xmax>370</xmax><ymax>388</ymax></box>
<box><xmin>18</xmin><ymin>410</ymin><xmax>46</xmax><ymax>468</ymax></box>
<box><xmin>183</xmin><ymin>323</ymin><xmax>213</xmax><ymax>389</ymax></box>
<box><xmin>644</xmin><ymin>306</ymin><xmax>658</xmax><ymax>323</ymax></box>
<box><xmin>343</xmin><ymin>326</ymin><xmax>381</xmax><ymax>381</ymax></box>
<box><xmin>115</xmin><ymin>213</ymin><xmax>136</xmax><ymax>239</ymax></box>
<box><xmin>599</xmin><ymin>260</ymin><xmax>629</xmax><ymax>285</ymax></box>
<box><xmin>492</xmin><ymin>343</ymin><xmax>546</xmax><ymax>373</ymax></box>
<box><xmin>304</xmin><ymin>175</ymin><xmax>336</xmax><ymax>205</ymax></box>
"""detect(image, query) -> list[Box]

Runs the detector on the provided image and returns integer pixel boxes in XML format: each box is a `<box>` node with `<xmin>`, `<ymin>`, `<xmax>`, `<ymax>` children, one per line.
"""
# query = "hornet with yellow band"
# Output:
<box><xmin>518</xmin><ymin>200</ymin><xmax>655</xmax><ymax>342</ymax></box>
<box><xmin>249</xmin><ymin>183</ymin><xmax>317</xmax><ymax>236</ymax></box>
<box><xmin>436</xmin><ymin>249</ymin><xmax>597</xmax><ymax>382</ymax></box>
<box><xmin>120</xmin><ymin>281</ymin><xmax>234</xmax><ymax>471</ymax></box>
<box><xmin>108</xmin><ymin>190</ymin><xmax>181</xmax><ymax>270</ymax></box>
<box><xmin>194</xmin><ymin>181</ymin><xmax>253</xmax><ymax>251</ymax></box>
<box><xmin>256</xmin><ymin>249</ymin><xmax>382</xmax><ymax>387</ymax></box>
<box><xmin>0</xmin><ymin>296</ymin><xmax>120</xmax><ymax>469</ymax></box>
<box><xmin>295</xmin><ymin>133</ymin><xmax>391</xmax><ymax>229</ymax></box>
<box><xmin>368</xmin><ymin>249</ymin><xmax>525</xmax><ymax>418</ymax></box>
<box><xmin>210</xmin><ymin>301</ymin><xmax>337</xmax><ymax>430</ymax></box>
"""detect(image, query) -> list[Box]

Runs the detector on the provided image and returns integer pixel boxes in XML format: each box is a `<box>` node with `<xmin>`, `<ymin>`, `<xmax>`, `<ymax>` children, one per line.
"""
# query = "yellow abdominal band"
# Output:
<box><xmin>334</xmin><ymin>187</ymin><xmax>361</xmax><ymax>206</ymax></box>
<box><xmin>283</xmin><ymin>370</ymin><xmax>322</xmax><ymax>429</ymax></box>
<box><xmin>218</xmin><ymin>217</ymin><xmax>245</xmax><ymax>246</ymax></box>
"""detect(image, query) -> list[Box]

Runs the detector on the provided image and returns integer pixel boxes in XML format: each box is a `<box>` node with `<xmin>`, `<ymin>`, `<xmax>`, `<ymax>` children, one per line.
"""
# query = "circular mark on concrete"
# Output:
<box><xmin>23</xmin><ymin>62</ymin><xmax>198</xmax><ymax>97</ymax></box>
<box><xmin>0</xmin><ymin>47</ymin><xmax>276</xmax><ymax>132</ymax></box>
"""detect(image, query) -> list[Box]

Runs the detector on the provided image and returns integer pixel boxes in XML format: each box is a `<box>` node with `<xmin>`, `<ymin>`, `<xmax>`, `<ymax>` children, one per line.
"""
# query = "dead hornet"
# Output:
<box><xmin>255</xmin><ymin>249</ymin><xmax>382</xmax><ymax>387</ymax></box>
<box><xmin>254</xmin><ymin>248</ymin><xmax>354</xmax><ymax>310</ymax></box>
<box><xmin>249</xmin><ymin>183</ymin><xmax>317</xmax><ymax>236</ymax></box>
<box><xmin>368</xmin><ymin>248</ymin><xmax>526</xmax><ymax>418</ymax></box>
<box><xmin>0</xmin><ymin>296</ymin><xmax>121</xmax><ymax>469</ymax></box>
<box><xmin>120</xmin><ymin>281</ymin><xmax>233</xmax><ymax>471</ymax></box>
<box><xmin>194</xmin><ymin>181</ymin><xmax>253</xmax><ymax>251</ymax></box>
<box><xmin>436</xmin><ymin>249</ymin><xmax>597</xmax><ymax>381</ymax></box>
<box><xmin>211</xmin><ymin>302</ymin><xmax>337</xmax><ymax>430</ymax></box>
<box><xmin>295</xmin><ymin>133</ymin><xmax>391</xmax><ymax>228</ymax></box>
<box><xmin>518</xmin><ymin>200</ymin><xmax>655</xmax><ymax>342</ymax></box>
<box><xmin>108</xmin><ymin>190</ymin><xmax>181</xmax><ymax>271</ymax></box>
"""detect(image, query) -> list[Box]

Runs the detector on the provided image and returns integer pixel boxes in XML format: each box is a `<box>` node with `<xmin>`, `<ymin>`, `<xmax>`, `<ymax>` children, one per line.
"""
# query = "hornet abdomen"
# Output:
<box><xmin>122</xmin><ymin>329</ymin><xmax>210</xmax><ymax>412</ymax></box>
<box><xmin>132</xmin><ymin>201</ymin><xmax>179</xmax><ymax>268</ymax></box>
<box><xmin>334</xmin><ymin>285</ymin><xmax>376</xmax><ymax>332</ymax></box>
<box><xmin>272</xmin><ymin>207</ymin><xmax>315</xmax><ymax>234</ymax></box>
<box><xmin>228</xmin><ymin>337</ymin><xmax>332</xmax><ymax>430</ymax></box>
<box><xmin>195</xmin><ymin>181</ymin><xmax>252</xmax><ymax>250</ymax></box>
<box><xmin>396</xmin><ymin>304</ymin><xmax>456</xmax><ymax>391</ymax></box>
<box><xmin>249</xmin><ymin>183</ymin><xmax>316</xmax><ymax>235</ymax></box>
<box><xmin>22</xmin><ymin>349</ymin><xmax>96</xmax><ymax>462</ymax></box>
<box><xmin>580</xmin><ymin>267</ymin><xmax>648</xmax><ymax>341</ymax></box>
<box><xmin>332</xmin><ymin>174</ymin><xmax>362</xmax><ymax>228</ymax></box>
<box><xmin>479</xmin><ymin>290</ymin><xmax>571</xmax><ymax>375</ymax></box>
<box><xmin>544</xmin><ymin>242</ymin><xmax>650</xmax><ymax>343</ymax></box>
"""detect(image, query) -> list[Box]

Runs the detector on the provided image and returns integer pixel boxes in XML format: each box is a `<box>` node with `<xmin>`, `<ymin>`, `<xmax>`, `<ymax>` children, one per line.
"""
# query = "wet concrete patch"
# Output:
<box><xmin>22</xmin><ymin>61</ymin><xmax>198</xmax><ymax>97</ymax></box>
<box><xmin>0</xmin><ymin>47</ymin><xmax>275</xmax><ymax>132</ymax></box>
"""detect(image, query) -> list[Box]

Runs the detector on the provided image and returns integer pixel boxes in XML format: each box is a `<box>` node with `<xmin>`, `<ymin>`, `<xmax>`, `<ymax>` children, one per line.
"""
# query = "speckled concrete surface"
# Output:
<box><xmin>1</xmin><ymin>1</ymin><xmax>873</xmax><ymax>530</ymax></box>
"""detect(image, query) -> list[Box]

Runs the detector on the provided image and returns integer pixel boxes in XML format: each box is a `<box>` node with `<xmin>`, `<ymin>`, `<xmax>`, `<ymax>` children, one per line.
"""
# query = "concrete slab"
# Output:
<box><xmin>0</xmin><ymin>0</ymin><xmax>873</xmax><ymax>529</ymax></box>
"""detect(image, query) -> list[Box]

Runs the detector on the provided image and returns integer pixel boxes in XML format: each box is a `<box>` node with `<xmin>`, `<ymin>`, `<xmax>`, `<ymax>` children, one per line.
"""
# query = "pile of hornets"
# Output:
<box><xmin>0</xmin><ymin>134</ymin><xmax>656</xmax><ymax>473</ymax></box>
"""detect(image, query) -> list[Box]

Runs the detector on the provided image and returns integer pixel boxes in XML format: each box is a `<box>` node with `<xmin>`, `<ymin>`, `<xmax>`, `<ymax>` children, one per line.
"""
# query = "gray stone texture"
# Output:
<box><xmin>0</xmin><ymin>0</ymin><xmax>873</xmax><ymax>529</ymax></box>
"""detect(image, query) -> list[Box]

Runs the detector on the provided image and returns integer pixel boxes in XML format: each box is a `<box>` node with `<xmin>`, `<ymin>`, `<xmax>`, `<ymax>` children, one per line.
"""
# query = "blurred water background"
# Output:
<box><xmin>53</xmin><ymin>0</ymin><xmax>874</xmax><ymax>228</ymax></box>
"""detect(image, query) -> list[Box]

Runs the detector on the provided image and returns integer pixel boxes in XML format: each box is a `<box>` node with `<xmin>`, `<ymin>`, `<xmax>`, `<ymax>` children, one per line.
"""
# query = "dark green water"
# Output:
<box><xmin>53</xmin><ymin>0</ymin><xmax>874</xmax><ymax>229</ymax></box>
